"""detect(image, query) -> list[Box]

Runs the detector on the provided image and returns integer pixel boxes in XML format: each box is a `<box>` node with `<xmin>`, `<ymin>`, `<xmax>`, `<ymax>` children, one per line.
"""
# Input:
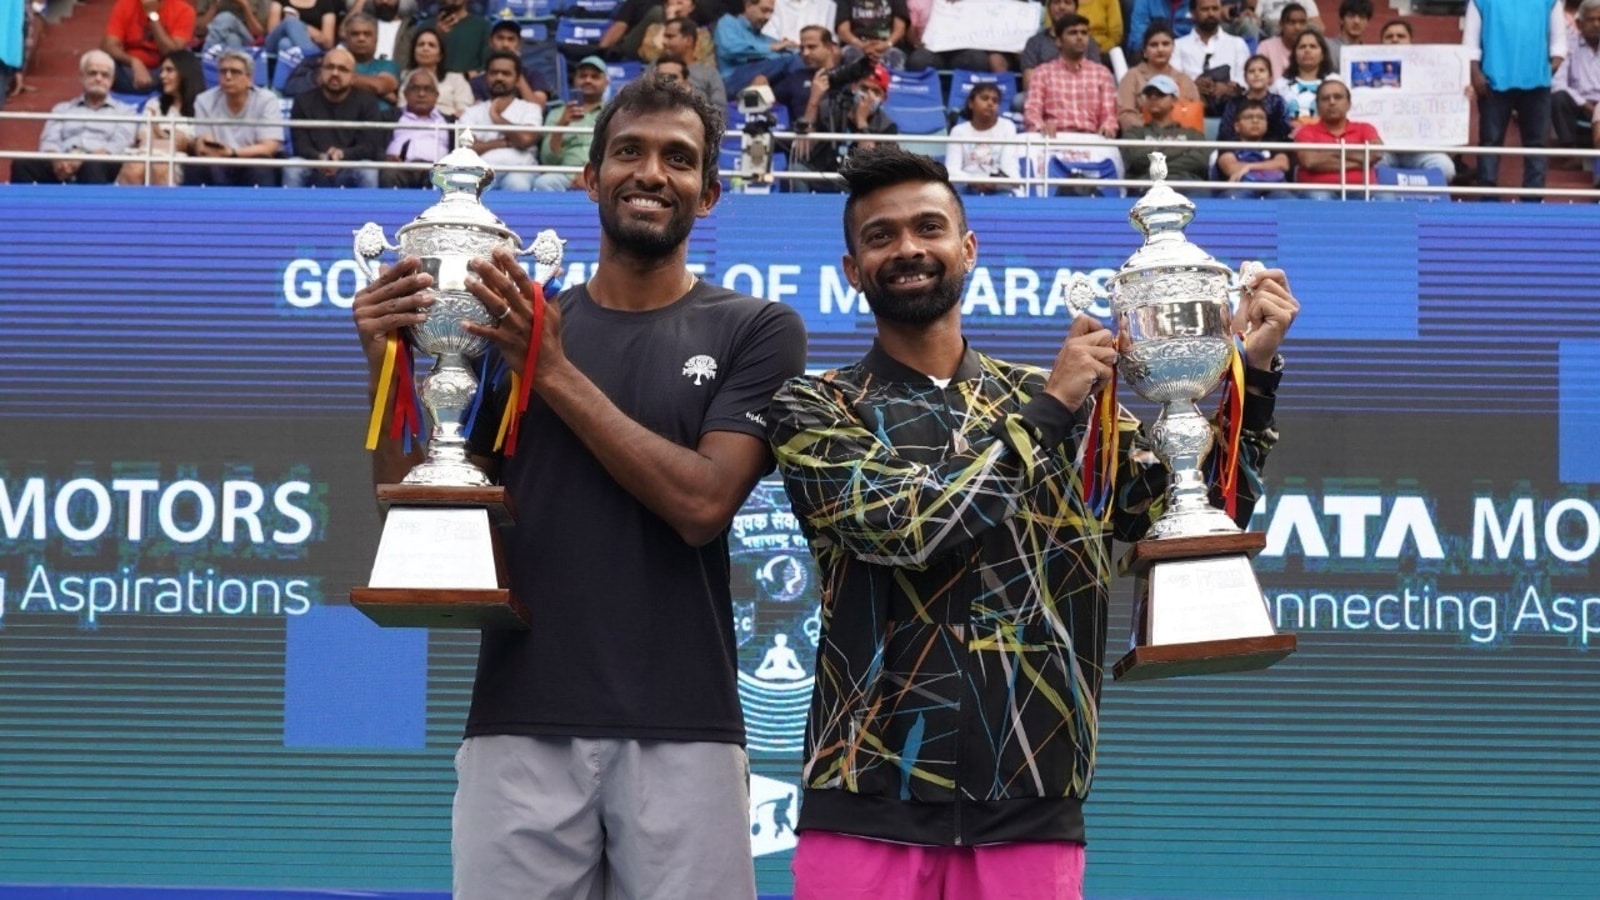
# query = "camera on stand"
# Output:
<box><xmin>735</xmin><ymin>85</ymin><xmax>779</xmax><ymax>194</ymax></box>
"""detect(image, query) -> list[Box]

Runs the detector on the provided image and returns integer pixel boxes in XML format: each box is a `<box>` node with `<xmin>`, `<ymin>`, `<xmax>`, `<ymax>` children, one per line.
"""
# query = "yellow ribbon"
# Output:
<box><xmin>364</xmin><ymin>333</ymin><xmax>400</xmax><ymax>451</ymax></box>
<box><xmin>493</xmin><ymin>371</ymin><xmax>519</xmax><ymax>452</ymax></box>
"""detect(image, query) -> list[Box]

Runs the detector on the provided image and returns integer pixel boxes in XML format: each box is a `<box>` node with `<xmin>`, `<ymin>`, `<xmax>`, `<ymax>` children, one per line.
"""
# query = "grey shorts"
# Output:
<box><xmin>452</xmin><ymin>735</ymin><xmax>757</xmax><ymax>900</ymax></box>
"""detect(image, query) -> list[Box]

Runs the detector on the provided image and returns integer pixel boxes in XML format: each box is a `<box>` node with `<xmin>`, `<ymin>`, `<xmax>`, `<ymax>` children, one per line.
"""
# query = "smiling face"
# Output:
<box><xmin>587</xmin><ymin>106</ymin><xmax>719</xmax><ymax>260</ymax></box>
<box><xmin>843</xmin><ymin>180</ymin><xmax>975</xmax><ymax>328</ymax></box>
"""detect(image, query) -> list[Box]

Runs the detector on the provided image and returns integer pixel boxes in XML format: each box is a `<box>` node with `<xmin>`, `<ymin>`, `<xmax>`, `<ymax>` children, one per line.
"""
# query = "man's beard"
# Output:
<box><xmin>374</xmin><ymin>1</ymin><xmax>397</xmax><ymax>19</ymax></box>
<box><xmin>598</xmin><ymin>195</ymin><xmax>697</xmax><ymax>258</ymax></box>
<box><xmin>861</xmin><ymin>259</ymin><xmax>964</xmax><ymax>326</ymax></box>
<box><xmin>490</xmin><ymin>83</ymin><xmax>514</xmax><ymax>97</ymax></box>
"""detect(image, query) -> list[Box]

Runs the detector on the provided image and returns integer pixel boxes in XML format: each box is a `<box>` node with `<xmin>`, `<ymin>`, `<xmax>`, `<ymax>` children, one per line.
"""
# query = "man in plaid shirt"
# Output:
<box><xmin>1023</xmin><ymin>13</ymin><xmax>1125</xmax><ymax>185</ymax></box>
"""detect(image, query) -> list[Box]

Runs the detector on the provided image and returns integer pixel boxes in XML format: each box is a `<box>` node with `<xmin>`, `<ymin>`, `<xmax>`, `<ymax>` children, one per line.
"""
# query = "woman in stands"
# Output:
<box><xmin>1218</xmin><ymin>53</ymin><xmax>1292</xmax><ymax>143</ymax></box>
<box><xmin>946</xmin><ymin>82</ymin><xmax>1024</xmax><ymax>196</ymax></box>
<box><xmin>117</xmin><ymin>49</ymin><xmax>205</xmax><ymax>186</ymax></box>
<box><xmin>405</xmin><ymin>26</ymin><xmax>474</xmax><ymax>119</ymax></box>
<box><xmin>1273</xmin><ymin>29</ymin><xmax>1333</xmax><ymax>129</ymax></box>
<box><xmin>1115</xmin><ymin>24</ymin><xmax>1199</xmax><ymax>133</ymax></box>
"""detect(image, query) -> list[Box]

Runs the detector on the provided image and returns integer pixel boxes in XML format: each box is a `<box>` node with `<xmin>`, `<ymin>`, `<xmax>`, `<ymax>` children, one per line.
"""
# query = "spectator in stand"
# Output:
<box><xmin>417</xmin><ymin>0</ymin><xmax>489</xmax><ymax>77</ymax></box>
<box><xmin>345</xmin><ymin>13</ymin><xmax>400</xmax><ymax>110</ymax></box>
<box><xmin>661</xmin><ymin>17</ymin><xmax>726</xmax><ymax>108</ymax></box>
<box><xmin>1117</xmin><ymin>23</ymin><xmax>1199</xmax><ymax>132</ymax></box>
<box><xmin>792</xmin><ymin>61</ymin><xmax>897</xmax><ymax>189</ymax></box>
<box><xmin>196</xmin><ymin>0</ymin><xmax>268</xmax><ymax>52</ymax></box>
<box><xmin>638</xmin><ymin>0</ymin><xmax>712</xmax><ymax>65</ymax></box>
<box><xmin>773</xmin><ymin>24</ymin><xmax>837</xmax><ymax>123</ymax></box>
<box><xmin>406</xmin><ymin>26</ymin><xmax>475</xmax><ymax>118</ymax></box>
<box><xmin>1022</xmin><ymin>0</ymin><xmax>1103</xmax><ymax>88</ymax></box>
<box><xmin>536</xmin><ymin>55</ymin><xmax>607</xmax><ymax>191</ymax></box>
<box><xmin>103</xmin><ymin>0</ymin><xmax>197</xmax><ymax>95</ymax></box>
<box><xmin>190</xmin><ymin>48</ymin><xmax>283</xmax><ymax>186</ymax></box>
<box><xmin>599</xmin><ymin>0</ymin><xmax>703</xmax><ymax>62</ymax></box>
<box><xmin>1369</xmin><ymin>19</ymin><xmax>1455</xmax><ymax>182</ymax></box>
<box><xmin>1254</xmin><ymin>2</ymin><xmax>1305</xmax><ymax>82</ymax></box>
<box><xmin>1127</xmin><ymin>0</ymin><xmax>1194</xmax><ymax>58</ymax></box>
<box><xmin>1274</xmin><ymin>28</ymin><xmax>1333</xmax><ymax>127</ymax></box>
<box><xmin>1552</xmin><ymin>0</ymin><xmax>1600</xmax><ymax>168</ymax></box>
<box><xmin>763</xmin><ymin>0</ymin><xmax>837</xmax><ymax>46</ymax></box>
<box><xmin>460</xmin><ymin>51</ymin><xmax>544</xmax><ymax>190</ymax></box>
<box><xmin>1221</xmin><ymin>0</ymin><xmax>1261</xmax><ymax>40</ymax></box>
<box><xmin>117</xmin><ymin>49</ymin><xmax>204</xmax><ymax>186</ymax></box>
<box><xmin>947</xmin><ymin>82</ymin><xmax>1024</xmax><ymax>195</ymax></box>
<box><xmin>716</xmin><ymin>0</ymin><xmax>801</xmax><ymax>95</ymax></box>
<box><xmin>0</xmin><ymin>1</ymin><xmax>24</xmax><ymax>109</ymax></box>
<box><xmin>1324</xmin><ymin>0</ymin><xmax>1372</xmax><ymax>69</ymax></box>
<box><xmin>1217</xmin><ymin>97</ymin><xmax>1291</xmax><ymax>197</ymax></box>
<box><xmin>262</xmin><ymin>0</ymin><xmax>340</xmax><ymax>76</ymax></box>
<box><xmin>1255</xmin><ymin>0</ymin><xmax>1319</xmax><ymax>37</ymax></box>
<box><xmin>370</xmin><ymin>0</ymin><xmax>413</xmax><ymax>65</ymax></box>
<box><xmin>653</xmin><ymin>56</ymin><xmax>690</xmax><ymax>85</ymax></box>
<box><xmin>1294</xmin><ymin>77</ymin><xmax>1381</xmax><ymax>199</ymax></box>
<box><xmin>1173</xmin><ymin>0</ymin><xmax>1250</xmax><ymax>117</ymax></box>
<box><xmin>285</xmin><ymin>47</ymin><xmax>388</xmax><ymax>187</ymax></box>
<box><xmin>838</xmin><ymin>0</ymin><xmax>909</xmax><ymax>72</ymax></box>
<box><xmin>1218</xmin><ymin>54</ymin><xmax>1291</xmax><ymax>142</ymax></box>
<box><xmin>470</xmin><ymin>20</ymin><xmax>552</xmax><ymax>107</ymax></box>
<box><xmin>1122</xmin><ymin>74</ymin><xmax>1208</xmax><ymax>181</ymax></box>
<box><xmin>11</xmin><ymin>50</ymin><xmax>136</xmax><ymax>185</ymax></box>
<box><xmin>1466</xmin><ymin>0</ymin><xmax>1565</xmax><ymax>195</ymax></box>
<box><xmin>1025</xmin><ymin>15</ymin><xmax>1124</xmax><ymax>181</ymax></box>
<box><xmin>384</xmin><ymin>67</ymin><xmax>452</xmax><ymax>187</ymax></box>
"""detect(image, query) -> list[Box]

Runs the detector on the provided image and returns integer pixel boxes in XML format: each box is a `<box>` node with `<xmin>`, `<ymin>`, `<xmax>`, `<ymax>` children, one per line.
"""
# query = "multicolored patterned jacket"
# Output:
<box><xmin>767</xmin><ymin>342</ymin><xmax>1278</xmax><ymax>846</ymax></box>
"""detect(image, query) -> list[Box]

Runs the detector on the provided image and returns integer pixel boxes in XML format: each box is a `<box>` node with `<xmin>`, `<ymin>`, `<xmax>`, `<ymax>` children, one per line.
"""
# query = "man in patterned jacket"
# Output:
<box><xmin>766</xmin><ymin>145</ymin><xmax>1299</xmax><ymax>899</ymax></box>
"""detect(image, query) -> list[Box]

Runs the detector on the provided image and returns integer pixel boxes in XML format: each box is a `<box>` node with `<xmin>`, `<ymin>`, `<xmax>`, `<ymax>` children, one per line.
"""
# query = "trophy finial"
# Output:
<box><xmin>431</xmin><ymin>127</ymin><xmax>494</xmax><ymax>195</ymax></box>
<box><xmin>1149</xmin><ymin>151</ymin><xmax>1168</xmax><ymax>183</ymax></box>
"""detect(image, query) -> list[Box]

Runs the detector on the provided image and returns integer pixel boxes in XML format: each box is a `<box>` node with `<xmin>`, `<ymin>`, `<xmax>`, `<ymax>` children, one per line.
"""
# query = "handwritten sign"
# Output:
<box><xmin>921</xmin><ymin>0</ymin><xmax>1042</xmax><ymax>54</ymax></box>
<box><xmin>1342</xmin><ymin>44</ymin><xmax>1471</xmax><ymax>146</ymax></box>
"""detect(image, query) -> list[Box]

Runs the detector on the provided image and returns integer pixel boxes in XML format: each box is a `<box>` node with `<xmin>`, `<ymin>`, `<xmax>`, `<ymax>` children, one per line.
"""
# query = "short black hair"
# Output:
<box><xmin>1231</xmin><ymin>98</ymin><xmax>1268</xmax><ymax>121</ymax></box>
<box><xmin>664</xmin><ymin>15</ymin><xmax>698</xmax><ymax>38</ymax></box>
<box><xmin>1379</xmin><ymin>17</ymin><xmax>1411</xmax><ymax>37</ymax></box>
<box><xmin>485</xmin><ymin>49</ymin><xmax>522</xmax><ymax>72</ymax></box>
<box><xmin>839</xmin><ymin>145</ymin><xmax>967</xmax><ymax>254</ymax></box>
<box><xmin>490</xmin><ymin>18</ymin><xmax>521</xmax><ymax>35</ymax></box>
<box><xmin>1053</xmin><ymin>12</ymin><xmax>1090</xmax><ymax>37</ymax></box>
<box><xmin>588</xmin><ymin>75</ymin><xmax>726</xmax><ymax>193</ymax></box>
<box><xmin>1141</xmin><ymin>22</ymin><xmax>1175</xmax><ymax>48</ymax></box>
<box><xmin>1338</xmin><ymin>0</ymin><xmax>1373</xmax><ymax>17</ymax></box>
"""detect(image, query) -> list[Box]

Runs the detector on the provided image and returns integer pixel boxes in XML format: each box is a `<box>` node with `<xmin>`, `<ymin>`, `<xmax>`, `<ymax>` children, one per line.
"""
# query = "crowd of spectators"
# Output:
<box><xmin>8</xmin><ymin>0</ymin><xmax>1600</xmax><ymax>196</ymax></box>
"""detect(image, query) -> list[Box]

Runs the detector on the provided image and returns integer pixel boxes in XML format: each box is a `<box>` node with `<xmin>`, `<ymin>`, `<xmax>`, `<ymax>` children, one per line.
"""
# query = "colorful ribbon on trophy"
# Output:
<box><xmin>498</xmin><ymin>281</ymin><xmax>547</xmax><ymax>456</ymax></box>
<box><xmin>1081</xmin><ymin>368</ymin><xmax>1119</xmax><ymax>523</ymax></box>
<box><xmin>1210</xmin><ymin>336</ymin><xmax>1247</xmax><ymax>521</ymax></box>
<box><xmin>363</xmin><ymin>332</ymin><xmax>423</xmax><ymax>453</ymax></box>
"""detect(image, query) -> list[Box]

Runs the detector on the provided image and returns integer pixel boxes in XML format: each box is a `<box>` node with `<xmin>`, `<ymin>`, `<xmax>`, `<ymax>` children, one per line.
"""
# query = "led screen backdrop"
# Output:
<box><xmin>1</xmin><ymin>188</ymin><xmax>1598</xmax><ymax>899</ymax></box>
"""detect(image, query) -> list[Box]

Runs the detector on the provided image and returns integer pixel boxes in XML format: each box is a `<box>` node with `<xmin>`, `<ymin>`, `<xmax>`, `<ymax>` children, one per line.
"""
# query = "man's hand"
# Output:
<box><xmin>1042</xmin><ymin>122</ymin><xmax>1058</xmax><ymax>139</ymax></box>
<box><xmin>1098</xmin><ymin>120</ymin><xmax>1118</xmax><ymax>138</ymax></box>
<box><xmin>808</xmin><ymin>71</ymin><xmax>831</xmax><ymax>102</ymax></box>
<box><xmin>461</xmin><ymin>247</ymin><xmax>566</xmax><ymax>386</ymax></box>
<box><xmin>130</xmin><ymin>57</ymin><xmax>153</xmax><ymax>90</ymax></box>
<box><xmin>351</xmin><ymin>256</ymin><xmax>435</xmax><ymax>377</ymax></box>
<box><xmin>559</xmin><ymin>100</ymin><xmax>585</xmax><ymax>124</ymax></box>
<box><xmin>52</xmin><ymin>159</ymin><xmax>81</xmax><ymax>181</ymax></box>
<box><xmin>1044</xmin><ymin>315</ymin><xmax>1119</xmax><ymax>412</ymax></box>
<box><xmin>1232</xmin><ymin>267</ymin><xmax>1299</xmax><ymax>370</ymax></box>
<box><xmin>491</xmin><ymin>94</ymin><xmax>513</xmax><ymax>119</ymax></box>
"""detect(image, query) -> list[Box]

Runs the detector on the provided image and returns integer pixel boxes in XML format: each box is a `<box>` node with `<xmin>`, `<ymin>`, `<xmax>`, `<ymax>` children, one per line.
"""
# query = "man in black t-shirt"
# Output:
<box><xmin>351</xmin><ymin>78</ymin><xmax>808</xmax><ymax>900</ymax></box>
<box><xmin>836</xmin><ymin>0</ymin><xmax>908</xmax><ymax>70</ymax></box>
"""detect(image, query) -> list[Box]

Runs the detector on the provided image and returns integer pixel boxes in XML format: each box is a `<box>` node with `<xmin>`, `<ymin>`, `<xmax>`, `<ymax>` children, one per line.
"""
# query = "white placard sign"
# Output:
<box><xmin>1341</xmin><ymin>44</ymin><xmax>1471</xmax><ymax>146</ymax></box>
<box><xmin>921</xmin><ymin>0</ymin><xmax>1042</xmax><ymax>54</ymax></box>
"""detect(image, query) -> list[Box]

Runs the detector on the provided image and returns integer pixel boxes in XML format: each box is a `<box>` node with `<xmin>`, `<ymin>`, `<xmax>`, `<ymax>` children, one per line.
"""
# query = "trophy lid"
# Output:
<box><xmin>1117</xmin><ymin>152</ymin><xmax>1230</xmax><ymax>276</ymax></box>
<box><xmin>396</xmin><ymin>129</ymin><xmax>525</xmax><ymax>244</ymax></box>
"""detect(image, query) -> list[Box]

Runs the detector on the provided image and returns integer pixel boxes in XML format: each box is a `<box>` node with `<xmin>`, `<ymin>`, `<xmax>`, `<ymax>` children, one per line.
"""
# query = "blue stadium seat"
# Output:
<box><xmin>1375</xmin><ymin>164</ymin><xmax>1447</xmax><ymax>201</ymax></box>
<box><xmin>570</xmin><ymin>0</ymin><xmax>619</xmax><ymax>15</ymax></box>
<box><xmin>884</xmin><ymin>67</ymin><xmax>950</xmax><ymax>136</ymax></box>
<box><xmin>606</xmin><ymin>60</ymin><xmax>644</xmax><ymax>93</ymax></box>
<box><xmin>555</xmin><ymin>17</ymin><xmax>609</xmax><ymax>46</ymax></box>
<box><xmin>948</xmin><ymin>69</ymin><xmax>1018</xmax><ymax>115</ymax></box>
<box><xmin>1048</xmin><ymin>156</ymin><xmax>1120</xmax><ymax>197</ymax></box>
<box><xmin>492</xmin><ymin>0</ymin><xmax>553</xmax><ymax>17</ymax></box>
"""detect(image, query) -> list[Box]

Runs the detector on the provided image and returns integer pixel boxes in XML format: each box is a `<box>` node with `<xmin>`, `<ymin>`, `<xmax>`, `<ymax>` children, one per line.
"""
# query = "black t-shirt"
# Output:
<box><xmin>610</xmin><ymin>0</ymin><xmax>656</xmax><ymax>27</ymax></box>
<box><xmin>835</xmin><ymin>0</ymin><xmax>907</xmax><ymax>42</ymax></box>
<box><xmin>465</xmin><ymin>279</ymin><xmax>808</xmax><ymax>745</ymax></box>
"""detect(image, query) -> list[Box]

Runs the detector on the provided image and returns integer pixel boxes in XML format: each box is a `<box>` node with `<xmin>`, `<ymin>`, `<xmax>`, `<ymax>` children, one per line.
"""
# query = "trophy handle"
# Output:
<box><xmin>517</xmin><ymin>228</ymin><xmax>567</xmax><ymax>288</ymax></box>
<box><xmin>353</xmin><ymin>222</ymin><xmax>401</xmax><ymax>282</ymax></box>
<box><xmin>1229</xmin><ymin>260</ymin><xmax>1266</xmax><ymax>330</ymax></box>
<box><xmin>1065</xmin><ymin>272</ymin><xmax>1096</xmax><ymax>318</ymax></box>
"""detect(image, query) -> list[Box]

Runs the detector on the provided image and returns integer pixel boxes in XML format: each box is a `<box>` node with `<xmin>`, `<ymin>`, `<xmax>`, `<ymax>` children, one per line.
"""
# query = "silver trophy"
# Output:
<box><xmin>1107</xmin><ymin>152</ymin><xmax>1263</xmax><ymax>541</ymax></box>
<box><xmin>1104</xmin><ymin>152</ymin><xmax>1295</xmax><ymax>682</ymax></box>
<box><xmin>353</xmin><ymin>130</ymin><xmax>565</xmax><ymax>487</ymax></box>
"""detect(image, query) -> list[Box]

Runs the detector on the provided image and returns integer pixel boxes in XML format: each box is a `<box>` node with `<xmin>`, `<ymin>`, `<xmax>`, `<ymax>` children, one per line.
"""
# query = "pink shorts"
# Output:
<box><xmin>792</xmin><ymin>830</ymin><xmax>1086</xmax><ymax>900</ymax></box>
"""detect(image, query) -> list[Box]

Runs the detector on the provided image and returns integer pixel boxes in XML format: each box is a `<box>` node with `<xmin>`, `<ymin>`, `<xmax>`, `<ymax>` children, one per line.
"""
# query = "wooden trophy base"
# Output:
<box><xmin>1112</xmin><ymin>531</ymin><xmax>1295</xmax><ymax>682</ymax></box>
<box><xmin>349</xmin><ymin>484</ymin><xmax>530</xmax><ymax>629</ymax></box>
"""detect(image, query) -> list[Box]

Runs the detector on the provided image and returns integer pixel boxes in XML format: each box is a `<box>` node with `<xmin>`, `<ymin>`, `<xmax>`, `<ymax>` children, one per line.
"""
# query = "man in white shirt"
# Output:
<box><xmin>458</xmin><ymin>50</ymin><xmax>544</xmax><ymax>191</ymax></box>
<box><xmin>763</xmin><ymin>0</ymin><xmax>836</xmax><ymax>45</ymax></box>
<box><xmin>1173</xmin><ymin>0</ymin><xmax>1251</xmax><ymax>116</ymax></box>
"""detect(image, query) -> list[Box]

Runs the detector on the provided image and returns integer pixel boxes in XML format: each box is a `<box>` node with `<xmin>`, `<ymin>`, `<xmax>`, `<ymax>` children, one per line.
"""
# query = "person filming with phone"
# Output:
<box><xmin>535</xmin><ymin>55</ymin><xmax>608</xmax><ymax>191</ymax></box>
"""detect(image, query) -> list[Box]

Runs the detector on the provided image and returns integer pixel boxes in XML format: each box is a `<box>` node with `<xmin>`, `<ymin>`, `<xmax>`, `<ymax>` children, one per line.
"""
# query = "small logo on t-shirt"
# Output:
<box><xmin>682</xmin><ymin>354</ymin><xmax>719</xmax><ymax>385</ymax></box>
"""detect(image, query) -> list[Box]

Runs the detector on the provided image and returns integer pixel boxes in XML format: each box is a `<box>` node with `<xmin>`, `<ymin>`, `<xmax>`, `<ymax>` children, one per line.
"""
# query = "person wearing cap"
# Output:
<box><xmin>470</xmin><ymin>19</ymin><xmax>554</xmax><ymax>107</ymax></box>
<box><xmin>791</xmin><ymin>61</ymin><xmax>899</xmax><ymax>189</ymax></box>
<box><xmin>1121</xmin><ymin>73</ymin><xmax>1208</xmax><ymax>182</ymax></box>
<box><xmin>535</xmin><ymin>55</ymin><xmax>608</xmax><ymax>191</ymax></box>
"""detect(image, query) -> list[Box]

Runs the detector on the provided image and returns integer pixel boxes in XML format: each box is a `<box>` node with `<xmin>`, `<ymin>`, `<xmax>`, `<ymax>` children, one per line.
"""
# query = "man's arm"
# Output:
<box><xmin>352</xmin><ymin>63</ymin><xmax>400</xmax><ymax>102</ymax></box>
<box><xmin>1550</xmin><ymin>1</ymin><xmax>1567</xmax><ymax>73</ymax></box>
<box><xmin>463</xmin><ymin>249</ymin><xmax>809</xmax><ymax>547</ymax></box>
